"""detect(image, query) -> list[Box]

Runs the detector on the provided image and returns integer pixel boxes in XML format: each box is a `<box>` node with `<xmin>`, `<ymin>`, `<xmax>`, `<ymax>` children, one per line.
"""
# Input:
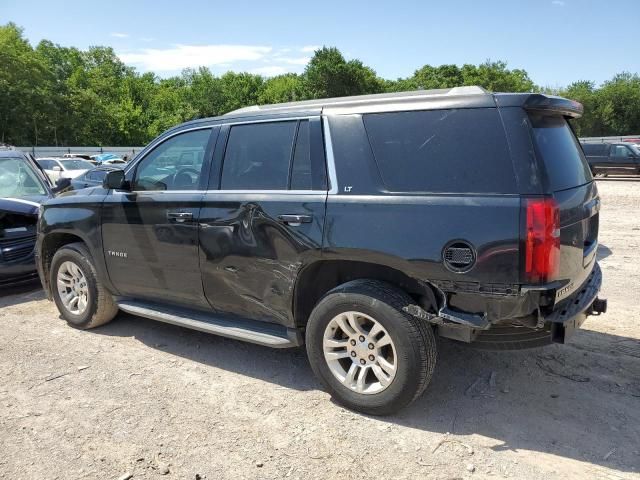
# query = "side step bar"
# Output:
<box><xmin>117</xmin><ymin>299</ymin><xmax>303</xmax><ymax>348</ymax></box>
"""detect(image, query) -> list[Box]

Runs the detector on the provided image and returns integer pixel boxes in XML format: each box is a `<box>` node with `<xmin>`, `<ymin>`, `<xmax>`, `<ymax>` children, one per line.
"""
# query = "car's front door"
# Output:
<box><xmin>199</xmin><ymin>117</ymin><xmax>328</xmax><ymax>326</ymax></box>
<box><xmin>609</xmin><ymin>145</ymin><xmax>637</xmax><ymax>174</ymax></box>
<box><xmin>102</xmin><ymin>126</ymin><xmax>218</xmax><ymax>307</ymax></box>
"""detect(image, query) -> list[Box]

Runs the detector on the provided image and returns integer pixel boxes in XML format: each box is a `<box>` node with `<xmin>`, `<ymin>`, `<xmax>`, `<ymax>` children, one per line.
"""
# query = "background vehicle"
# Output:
<box><xmin>69</xmin><ymin>165</ymin><xmax>122</xmax><ymax>190</ymax></box>
<box><xmin>63</xmin><ymin>153</ymin><xmax>93</xmax><ymax>161</ymax></box>
<box><xmin>37</xmin><ymin>157</ymin><xmax>94</xmax><ymax>182</ymax></box>
<box><xmin>37</xmin><ymin>88</ymin><xmax>606</xmax><ymax>414</ymax></box>
<box><xmin>1</xmin><ymin>149</ymin><xmax>69</xmax><ymax>287</ymax></box>
<box><xmin>581</xmin><ymin>142</ymin><xmax>640</xmax><ymax>175</ymax></box>
<box><xmin>90</xmin><ymin>153</ymin><xmax>123</xmax><ymax>164</ymax></box>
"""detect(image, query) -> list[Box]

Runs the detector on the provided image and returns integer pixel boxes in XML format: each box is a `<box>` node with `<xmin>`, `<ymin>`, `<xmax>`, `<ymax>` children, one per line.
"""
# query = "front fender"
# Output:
<box><xmin>37</xmin><ymin>193</ymin><xmax>114</xmax><ymax>298</ymax></box>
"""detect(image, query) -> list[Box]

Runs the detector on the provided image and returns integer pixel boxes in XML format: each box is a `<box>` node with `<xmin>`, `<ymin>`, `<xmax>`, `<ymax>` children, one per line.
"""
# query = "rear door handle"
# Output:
<box><xmin>278</xmin><ymin>214</ymin><xmax>312</xmax><ymax>225</ymax></box>
<box><xmin>167</xmin><ymin>211</ymin><xmax>193</xmax><ymax>223</ymax></box>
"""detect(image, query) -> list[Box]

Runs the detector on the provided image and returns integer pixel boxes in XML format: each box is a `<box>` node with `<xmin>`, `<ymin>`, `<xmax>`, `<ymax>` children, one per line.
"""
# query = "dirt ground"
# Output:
<box><xmin>1</xmin><ymin>179</ymin><xmax>639</xmax><ymax>480</ymax></box>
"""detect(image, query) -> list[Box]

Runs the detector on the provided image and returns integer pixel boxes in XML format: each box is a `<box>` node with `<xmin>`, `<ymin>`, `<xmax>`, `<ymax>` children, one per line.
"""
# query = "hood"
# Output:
<box><xmin>0</xmin><ymin>198</ymin><xmax>40</xmax><ymax>236</ymax></box>
<box><xmin>0</xmin><ymin>197</ymin><xmax>42</xmax><ymax>216</ymax></box>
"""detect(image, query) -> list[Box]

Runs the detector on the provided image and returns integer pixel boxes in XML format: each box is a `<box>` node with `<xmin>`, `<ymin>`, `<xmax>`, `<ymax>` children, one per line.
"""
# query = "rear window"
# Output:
<box><xmin>363</xmin><ymin>108</ymin><xmax>515</xmax><ymax>193</ymax></box>
<box><xmin>529</xmin><ymin>114</ymin><xmax>592</xmax><ymax>191</ymax></box>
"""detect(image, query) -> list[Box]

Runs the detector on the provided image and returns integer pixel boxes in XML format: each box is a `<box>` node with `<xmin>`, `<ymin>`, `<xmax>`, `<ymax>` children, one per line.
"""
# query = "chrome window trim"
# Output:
<box><xmin>322</xmin><ymin>116</ymin><xmax>339</xmax><ymax>194</ymax></box>
<box><xmin>122</xmin><ymin>116</ymin><xmax>338</xmax><ymax>196</ymax></box>
<box><xmin>112</xmin><ymin>190</ymin><xmax>327</xmax><ymax>195</ymax></box>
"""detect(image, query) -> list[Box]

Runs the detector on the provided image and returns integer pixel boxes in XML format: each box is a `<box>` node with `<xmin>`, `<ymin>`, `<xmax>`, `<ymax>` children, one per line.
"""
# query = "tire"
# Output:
<box><xmin>50</xmin><ymin>242</ymin><xmax>118</xmax><ymax>329</ymax></box>
<box><xmin>305</xmin><ymin>280</ymin><xmax>437</xmax><ymax>415</ymax></box>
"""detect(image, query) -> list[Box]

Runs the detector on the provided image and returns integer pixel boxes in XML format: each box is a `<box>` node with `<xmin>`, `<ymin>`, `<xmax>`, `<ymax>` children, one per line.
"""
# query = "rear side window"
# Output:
<box><xmin>221</xmin><ymin>121</ymin><xmax>296</xmax><ymax>190</ymax></box>
<box><xmin>529</xmin><ymin>114</ymin><xmax>592</xmax><ymax>191</ymax></box>
<box><xmin>581</xmin><ymin>143</ymin><xmax>608</xmax><ymax>155</ymax></box>
<box><xmin>363</xmin><ymin>108</ymin><xmax>515</xmax><ymax>193</ymax></box>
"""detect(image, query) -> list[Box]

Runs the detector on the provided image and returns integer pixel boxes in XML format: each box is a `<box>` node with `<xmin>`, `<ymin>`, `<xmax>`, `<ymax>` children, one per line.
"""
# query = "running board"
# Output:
<box><xmin>116</xmin><ymin>299</ymin><xmax>302</xmax><ymax>348</ymax></box>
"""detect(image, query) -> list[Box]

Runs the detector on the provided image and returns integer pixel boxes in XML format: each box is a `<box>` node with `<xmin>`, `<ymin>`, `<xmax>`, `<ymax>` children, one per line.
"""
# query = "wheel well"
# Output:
<box><xmin>40</xmin><ymin>233</ymin><xmax>86</xmax><ymax>295</ymax></box>
<box><xmin>293</xmin><ymin>260</ymin><xmax>440</xmax><ymax>327</ymax></box>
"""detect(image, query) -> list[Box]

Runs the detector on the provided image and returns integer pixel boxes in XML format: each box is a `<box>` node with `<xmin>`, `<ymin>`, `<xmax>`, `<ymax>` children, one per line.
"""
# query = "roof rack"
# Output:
<box><xmin>226</xmin><ymin>86</ymin><xmax>490</xmax><ymax>115</ymax></box>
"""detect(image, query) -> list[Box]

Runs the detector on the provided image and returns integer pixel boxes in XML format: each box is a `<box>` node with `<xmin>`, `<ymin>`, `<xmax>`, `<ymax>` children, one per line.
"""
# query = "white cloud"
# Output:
<box><xmin>551</xmin><ymin>0</ymin><xmax>565</xmax><ymax>5</ymax></box>
<box><xmin>279</xmin><ymin>56</ymin><xmax>310</xmax><ymax>65</ymax></box>
<box><xmin>139</xmin><ymin>37</ymin><xmax>155</xmax><ymax>43</ymax></box>
<box><xmin>118</xmin><ymin>44</ymin><xmax>273</xmax><ymax>72</ymax></box>
<box><xmin>110</xmin><ymin>32</ymin><xmax>129</xmax><ymax>38</ymax></box>
<box><xmin>250</xmin><ymin>65</ymin><xmax>289</xmax><ymax>77</ymax></box>
<box><xmin>300</xmin><ymin>45</ymin><xmax>320</xmax><ymax>53</ymax></box>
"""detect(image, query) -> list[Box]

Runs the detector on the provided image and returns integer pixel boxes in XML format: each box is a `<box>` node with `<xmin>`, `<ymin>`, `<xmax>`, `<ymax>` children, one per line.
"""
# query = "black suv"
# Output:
<box><xmin>37</xmin><ymin>87</ymin><xmax>606</xmax><ymax>414</ymax></box>
<box><xmin>582</xmin><ymin>142</ymin><xmax>640</xmax><ymax>176</ymax></box>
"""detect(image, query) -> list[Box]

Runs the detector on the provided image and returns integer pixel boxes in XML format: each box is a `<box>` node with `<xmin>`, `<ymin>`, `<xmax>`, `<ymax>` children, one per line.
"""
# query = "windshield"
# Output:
<box><xmin>0</xmin><ymin>157</ymin><xmax>48</xmax><ymax>198</ymax></box>
<box><xmin>60</xmin><ymin>159</ymin><xmax>93</xmax><ymax>170</ymax></box>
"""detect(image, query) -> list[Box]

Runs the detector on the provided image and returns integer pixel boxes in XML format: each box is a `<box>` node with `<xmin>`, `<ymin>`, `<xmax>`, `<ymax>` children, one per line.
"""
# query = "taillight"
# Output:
<box><xmin>525</xmin><ymin>198</ymin><xmax>560</xmax><ymax>283</ymax></box>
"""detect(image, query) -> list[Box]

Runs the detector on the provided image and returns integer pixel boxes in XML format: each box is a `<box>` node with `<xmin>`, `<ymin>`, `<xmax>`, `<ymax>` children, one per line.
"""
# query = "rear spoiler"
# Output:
<box><xmin>494</xmin><ymin>93</ymin><xmax>583</xmax><ymax>119</ymax></box>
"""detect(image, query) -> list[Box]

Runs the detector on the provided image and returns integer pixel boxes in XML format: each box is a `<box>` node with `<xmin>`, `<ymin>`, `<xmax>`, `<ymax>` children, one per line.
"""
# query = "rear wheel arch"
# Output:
<box><xmin>292</xmin><ymin>260</ymin><xmax>441</xmax><ymax>327</ymax></box>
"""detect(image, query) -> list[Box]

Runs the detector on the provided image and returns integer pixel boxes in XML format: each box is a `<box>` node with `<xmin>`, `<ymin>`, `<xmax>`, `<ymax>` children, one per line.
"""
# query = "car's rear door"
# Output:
<box><xmin>101</xmin><ymin>126</ymin><xmax>217</xmax><ymax>307</ymax></box>
<box><xmin>198</xmin><ymin>116</ymin><xmax>327</xmax><ymax>327</ymax></box>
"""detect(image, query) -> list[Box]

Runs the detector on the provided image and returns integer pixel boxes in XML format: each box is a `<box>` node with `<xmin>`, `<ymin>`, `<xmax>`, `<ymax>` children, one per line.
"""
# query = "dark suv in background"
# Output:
<box><xmin>37</xmin><ymin>87</ymin><xmax>606</xmax><ymax>414</ymax></box>
<box><xmin>582</xmin><ymin>142</ymin><xmax>640</xmax><ymax>176</ymax></box>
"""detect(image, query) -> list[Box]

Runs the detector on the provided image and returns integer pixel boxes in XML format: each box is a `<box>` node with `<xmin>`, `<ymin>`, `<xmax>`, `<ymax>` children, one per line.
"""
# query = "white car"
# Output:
<box><xmin>37</xmin><ymin>158</ymin><xmax>94</xmax><ymax>182</ymax></box>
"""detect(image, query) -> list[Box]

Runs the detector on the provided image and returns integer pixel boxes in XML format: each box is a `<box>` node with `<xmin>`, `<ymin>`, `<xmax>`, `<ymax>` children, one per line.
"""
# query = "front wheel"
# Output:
<box><xmin>50</xmin><ymin>242</ymin><xmax>118</xmax><ymax>329</ymax></box>
<box><xmin>306</xmin><ymin>280</ymin><xmax>437</xmax><ymax>415</ymax></box>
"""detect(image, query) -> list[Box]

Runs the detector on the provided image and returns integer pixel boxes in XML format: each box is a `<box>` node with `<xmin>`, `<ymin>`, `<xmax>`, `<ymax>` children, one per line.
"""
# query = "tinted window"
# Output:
<box><xmin>291</xmin><ymin>121</ymin><xmax>312</xmax><ymax>190</ymax></box>
<box><xmin>581</xmin><ymin>144</ymin><xmax>608</xmax><ymax>156</ymax></box>
<box><xmin>135</xmin><ymin>129</ymin><xmax>211</xmax><ymax>191</ymax></box>
<box><xmin>86</xmin><ymin>169</ymin><xmax>108</xmax><ymax>181</ymax></box>
<box><xmin>363</xmin><ymin>108</ymin><xmax>515</xmax><ymax>193</ymax></box>
<box><xmin>612</xmin><ymin>145</ymin><xmax>632</xmax><ymax>158</ymax></box>
<box><xmin>529</xmin><ymin>114</ymin><xmax>592</xmax><ymax>191</ymax></box>
<box><xmin>221</xmin><ymin>121</ymin><xmax>296</xmax><ymax>190</ymax></box>
<box><xmin>38</xmin><ymin>160</ymin><xmax>53</xmax><ymax>169</ymax></box>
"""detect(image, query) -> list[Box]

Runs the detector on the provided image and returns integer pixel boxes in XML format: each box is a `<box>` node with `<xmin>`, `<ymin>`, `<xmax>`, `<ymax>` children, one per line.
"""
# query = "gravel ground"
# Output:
<box><xmin>1</xmin><ymin>178</ymin><xmax>639</xmax><ymax>480</ymax></box>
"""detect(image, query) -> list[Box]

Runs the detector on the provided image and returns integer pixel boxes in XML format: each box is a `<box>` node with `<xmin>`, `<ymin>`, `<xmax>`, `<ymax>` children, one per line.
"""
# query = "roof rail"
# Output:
<box><xmin>225</xmin><ymin>86</ymin><xmax>490</xmax><ymax>116</ymax></box>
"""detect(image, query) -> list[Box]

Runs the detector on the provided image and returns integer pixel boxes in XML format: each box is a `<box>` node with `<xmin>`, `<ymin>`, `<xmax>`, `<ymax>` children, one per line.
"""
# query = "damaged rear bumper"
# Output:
<box><xmin>432</xmin><ymin>263</ymin><xmax>605</xmax><ymax>347</ymax></box>
<box><xmin>545</xmin><ymin>262</ymin><xmax>605</xmax><ymax>343</ymax></box>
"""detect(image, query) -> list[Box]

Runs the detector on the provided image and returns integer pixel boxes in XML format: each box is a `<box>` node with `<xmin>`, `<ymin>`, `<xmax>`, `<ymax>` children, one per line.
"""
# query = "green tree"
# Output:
<box><xmin>219</xmin><ymin>72</ymin><xmax>264</xmax><ymax>113</ymax></box>
<box><xmin>259</xmin><ymin>73</ymin><xmax>304</xmax><ymax>104</ymax></box>
<box><xmin>302</xmin><ymin>47</ymin><xmax>383</xmax><ymax>98</ymax></box>
<box><xmin>1</xmin><ymin>22</ymin><xmax>639</xmax><ymax>145</ymax></box>
<box><xmin>460</xmin><ymin>60</ymin><xmax>535</xmax><ymax>92</ymax></box>
<box><xmin>0</xmin><ymin>23</ymin><xmax>50</xmax><ymax>145</ymax></box>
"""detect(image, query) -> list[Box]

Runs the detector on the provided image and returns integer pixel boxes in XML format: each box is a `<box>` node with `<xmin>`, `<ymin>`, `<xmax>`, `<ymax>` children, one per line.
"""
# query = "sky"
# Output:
<box><xmin>2</xmin><ymin>0</ymin><xmax>639</xmax><ymax>88</ymax></box>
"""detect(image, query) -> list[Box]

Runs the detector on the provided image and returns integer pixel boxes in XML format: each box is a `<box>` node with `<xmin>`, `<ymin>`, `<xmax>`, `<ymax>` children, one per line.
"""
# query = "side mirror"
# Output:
<box><xmin>103</xmin><ymin>169</ymin><xmax>126</xmax><ymax>190</ymax></box>
<box><xmin>52</xmin><ymin>166</ymin><xmax>62</xmax><ymax>172</ymax></box>
<box><xmin>51</xmin><ymin>177</ymin><xmax>71</xmax><ymax>194</ymax></box>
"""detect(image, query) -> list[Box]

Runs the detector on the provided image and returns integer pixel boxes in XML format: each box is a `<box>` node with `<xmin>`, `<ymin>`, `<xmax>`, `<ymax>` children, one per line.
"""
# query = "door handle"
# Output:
<box><xmin>278</xmin><ymin>214</ymin><xmax>312</xmax><ymax>225</ymax></box>
<box><xmin>167</xmin><ymin>211</ymin><xmax>193</xmax><ymax>223</ymax></box>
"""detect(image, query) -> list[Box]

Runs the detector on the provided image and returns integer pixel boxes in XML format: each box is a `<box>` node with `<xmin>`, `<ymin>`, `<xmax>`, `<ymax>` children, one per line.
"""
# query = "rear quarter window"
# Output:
<box><xmin>363</xmin><ymin>108</ymin><xmax>516</xmax><ymax>194</ymax></box>
<box><xmin>529</xmin><ymin>114</ymin><xmax>592</xmax><ymax>192</ymax></box>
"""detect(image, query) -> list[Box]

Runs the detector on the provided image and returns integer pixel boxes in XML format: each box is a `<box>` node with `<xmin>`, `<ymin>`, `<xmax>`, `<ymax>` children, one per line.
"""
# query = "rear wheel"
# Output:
<box><xmin>306</xmin><ymin>280</ymin><xmax>437</xmax><ymax>415</ymax></box>
<box><xmin>50</xmin><ymin>243</ymin><xmax>118</xmax><ymax>329</ymax></box>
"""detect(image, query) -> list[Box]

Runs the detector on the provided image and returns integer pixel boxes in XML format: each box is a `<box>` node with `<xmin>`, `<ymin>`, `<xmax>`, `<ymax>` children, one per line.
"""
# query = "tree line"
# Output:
<box><xmin>1</xmin><ymin>22</ymin><xmax>639</xmax><ymax>147</ymax></box>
